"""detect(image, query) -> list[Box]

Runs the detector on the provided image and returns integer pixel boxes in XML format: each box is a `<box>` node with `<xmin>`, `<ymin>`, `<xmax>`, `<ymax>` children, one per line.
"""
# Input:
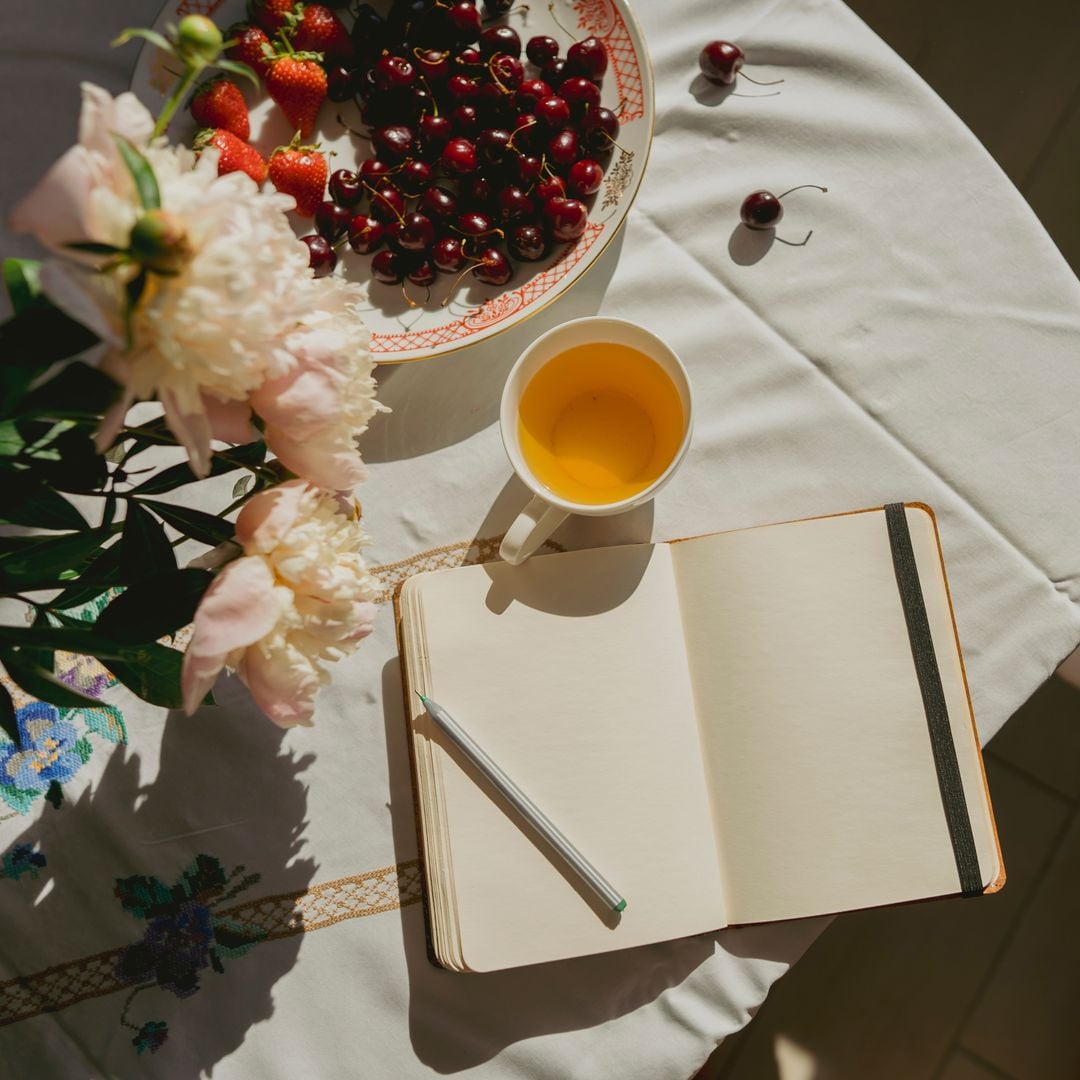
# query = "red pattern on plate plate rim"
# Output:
<box><xmin>167</xmin><ymin>0</ymin><xmax>645</xmax><ymax>357</ymax></box>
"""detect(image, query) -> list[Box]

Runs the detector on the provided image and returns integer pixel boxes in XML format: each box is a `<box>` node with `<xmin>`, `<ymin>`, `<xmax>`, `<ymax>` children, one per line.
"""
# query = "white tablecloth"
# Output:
<box><xmin>2</xmin><ymin>0</ymin><xmax>1078</xmax><ymax>1077</ymax></box>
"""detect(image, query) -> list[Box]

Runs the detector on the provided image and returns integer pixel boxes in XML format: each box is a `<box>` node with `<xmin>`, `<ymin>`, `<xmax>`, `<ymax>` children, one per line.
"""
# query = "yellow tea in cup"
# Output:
<box><xmin>516</xmin><ymin>341</ymin><xmax>686</xmax><ymax>505</ymax></box>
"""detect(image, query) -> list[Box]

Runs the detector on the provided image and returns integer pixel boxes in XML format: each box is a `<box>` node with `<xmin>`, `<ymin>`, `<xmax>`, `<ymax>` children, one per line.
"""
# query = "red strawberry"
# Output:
<box><xmin>225</xmin><ymin>23</ymin><xmax>272</xmax><ymax>78</ymax></box>
<box><xmin>265</xmin><ymin>54</ymin><xmax>327</xmax><ymax>139</ymax></box>
<box><xmin>195</xmin><ymin>128</ymin><xmax>268</xmax><ymax>185</ymax></box>
<box><xmin>290</xmin><ymin>4</ymin><xmax>353</xmax><ymax>63</ymax></box>
<box><xmin>268</xmin><ymin>142</ymin><xmax>328</xmax><ymax>217</ymax></box>
<box><xmin>190</xmin><ymin>78</ymin><xmax>250</xmax><ymax>141</ymax></box>
<box><xmin>249</xmin><ymin>0</ymin><xmax>295</xmax><ymax>34</ymax></box>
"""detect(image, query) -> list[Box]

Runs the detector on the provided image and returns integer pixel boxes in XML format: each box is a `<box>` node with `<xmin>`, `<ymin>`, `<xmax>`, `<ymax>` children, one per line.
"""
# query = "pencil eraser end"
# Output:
<box><xmin>614</xmin><ymin>899</ymin><xmax>627</xmax><ymax>913</ymax></box>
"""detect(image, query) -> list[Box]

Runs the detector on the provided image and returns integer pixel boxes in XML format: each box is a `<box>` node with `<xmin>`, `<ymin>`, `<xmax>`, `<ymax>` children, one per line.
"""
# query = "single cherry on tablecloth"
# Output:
<box><xmin>739</xmin><ymin>185</ymin><xmax>828</xmax><ymax>245</ymax></box>
<box><xmin>699</xmin><ymin>40</ymin><xmax>783</xmax><ymax>88</ymax></box>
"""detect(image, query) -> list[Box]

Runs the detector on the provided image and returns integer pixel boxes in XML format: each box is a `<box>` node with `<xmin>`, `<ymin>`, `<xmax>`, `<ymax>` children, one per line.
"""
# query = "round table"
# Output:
<box><xmin>2</xmin><ymin>0</ymin><xmax>1078</xmax><ymax>1076</ymax></box>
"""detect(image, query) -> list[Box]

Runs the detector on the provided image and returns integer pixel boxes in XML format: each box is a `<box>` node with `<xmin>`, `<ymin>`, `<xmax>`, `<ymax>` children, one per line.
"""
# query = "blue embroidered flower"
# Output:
<box><xmin>0</xmin><ymin>843</ymin><xmax>47</xmax><ymax>881</ymax></box>
<box><xmin>118</xmin><ymin>902</ymin><xmax>215</xmax><ymax>998</ymax></box>
<box><xmin>0</xmin><ymin>703</ymin><xmax>82</xmax><ymax>793</ymax></box>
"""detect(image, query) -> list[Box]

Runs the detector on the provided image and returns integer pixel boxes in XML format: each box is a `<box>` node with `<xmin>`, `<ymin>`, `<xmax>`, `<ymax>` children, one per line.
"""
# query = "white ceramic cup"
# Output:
<box><xmin>498</xmin><ymin>316</ymin><xmax>694</xmax><ymax>566</ymax></box>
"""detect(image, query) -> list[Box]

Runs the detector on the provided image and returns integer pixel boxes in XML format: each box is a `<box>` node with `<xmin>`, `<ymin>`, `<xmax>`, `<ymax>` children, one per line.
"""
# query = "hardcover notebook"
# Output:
<box><xmin>396</xmin><ymin>504</ymin><xmax>1004</xmax><ymax>973</ymax></box>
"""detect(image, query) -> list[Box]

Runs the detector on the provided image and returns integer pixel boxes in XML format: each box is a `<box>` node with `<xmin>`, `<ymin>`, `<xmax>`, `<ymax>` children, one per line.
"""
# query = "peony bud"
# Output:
<box><xmin>128</xmin><ymin>209</ymin><xmax>190</xmax><ymax>274</ymax></box>
<box><xmin>177</xmin><ymin>15</ymin><xmax>223</xmax><ymax>64</ymax></box>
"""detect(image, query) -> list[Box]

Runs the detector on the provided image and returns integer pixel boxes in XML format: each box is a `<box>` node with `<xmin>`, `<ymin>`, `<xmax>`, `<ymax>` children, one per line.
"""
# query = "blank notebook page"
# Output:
<box><xmin>672</xmin><ymin>507</ymin><xmax>1000</xmax><ymax>925</ymax></box>
<box><xmin>413</xmin><ymin>543</ymin><xmax>726</xmax><ymax>972</ymax></box>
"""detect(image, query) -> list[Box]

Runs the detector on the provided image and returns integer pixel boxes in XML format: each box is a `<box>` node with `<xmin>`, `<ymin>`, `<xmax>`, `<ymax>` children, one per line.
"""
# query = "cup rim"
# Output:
<box><xmin>499</xmin><ymin>316</ymin><xmax>695</xmax><ymax>516</ymax></box>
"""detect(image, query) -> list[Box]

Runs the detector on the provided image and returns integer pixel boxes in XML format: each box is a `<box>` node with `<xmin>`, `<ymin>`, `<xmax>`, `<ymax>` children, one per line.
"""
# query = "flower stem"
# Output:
<box><xmin>152</xmin><ymin>64</ymin><xmax>201</xmax><ymax>140</ymax></box>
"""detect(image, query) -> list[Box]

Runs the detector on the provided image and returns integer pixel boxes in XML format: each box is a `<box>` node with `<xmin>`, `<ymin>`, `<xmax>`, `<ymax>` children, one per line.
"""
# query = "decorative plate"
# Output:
<box><xmin>131</xmin><ymin>0</ymin><xmax>654</xmax><ymax>363</ymax></box>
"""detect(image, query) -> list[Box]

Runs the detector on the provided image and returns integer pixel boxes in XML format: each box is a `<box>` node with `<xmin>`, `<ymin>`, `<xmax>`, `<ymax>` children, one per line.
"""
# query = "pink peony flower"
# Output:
<box><xmin>181</xmin><ymin>480</ymin><xmax>377</xmax><ymax>726</ymax></box>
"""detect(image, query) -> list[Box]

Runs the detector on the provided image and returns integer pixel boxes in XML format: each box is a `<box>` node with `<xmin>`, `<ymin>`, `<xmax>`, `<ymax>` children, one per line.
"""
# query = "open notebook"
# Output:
<box><xmin>395</xmin><ymin>504</ymin><xmax>1004</xmax><ymax>973</ymax></box>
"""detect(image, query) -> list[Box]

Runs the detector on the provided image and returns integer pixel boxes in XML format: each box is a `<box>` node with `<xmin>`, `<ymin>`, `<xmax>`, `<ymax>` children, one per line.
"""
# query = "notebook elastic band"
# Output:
<box><xmin>884</xmin><ymin>503</ymin><xmax>983</xmax><ymax>898</ymax></box>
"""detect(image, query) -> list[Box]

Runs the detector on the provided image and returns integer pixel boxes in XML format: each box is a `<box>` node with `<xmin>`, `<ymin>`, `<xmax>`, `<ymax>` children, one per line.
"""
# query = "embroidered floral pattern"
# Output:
<box><xmin>115</xmin><ymin>854</ymin><xmax>264</xmax><ymax>1055</ymax></box>
<box><xmin>0</xmin><ymin>843</ymin><xmax>47</xmax><ymax>882</ymax></box>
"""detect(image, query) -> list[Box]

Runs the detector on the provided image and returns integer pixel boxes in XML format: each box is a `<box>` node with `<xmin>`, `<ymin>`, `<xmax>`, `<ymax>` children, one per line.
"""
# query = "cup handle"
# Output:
<box><xmin>499</xmin><ymin>496</ymin><xmax>569</xmax><ymax>566</ymax></box>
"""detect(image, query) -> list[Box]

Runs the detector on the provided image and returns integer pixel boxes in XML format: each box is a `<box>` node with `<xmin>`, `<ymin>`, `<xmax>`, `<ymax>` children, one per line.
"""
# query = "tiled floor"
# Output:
<box><xmin>694</xmin><ymin>1</ymin><xmax>1080</xmax><ymax>1076</ymax></box>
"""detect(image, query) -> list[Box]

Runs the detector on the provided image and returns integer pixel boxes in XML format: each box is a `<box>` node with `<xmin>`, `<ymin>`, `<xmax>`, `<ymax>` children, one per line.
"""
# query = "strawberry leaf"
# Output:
<box><xmin>212</xmin><ymin>58</ymin><xmax>261</xmax><ymax>90</ymax></box>
<box><xmin>112</xmin><ymin>136</ymin><xmax>161</xmax><ymax>212</ymax></box>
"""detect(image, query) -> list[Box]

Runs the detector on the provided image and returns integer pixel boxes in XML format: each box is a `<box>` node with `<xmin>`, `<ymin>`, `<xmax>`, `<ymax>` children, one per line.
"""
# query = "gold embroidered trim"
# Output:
<box><xmin>0</xmin><ymin>860</ymin><xmax>422</xmax><ymax>1028</ymax></box>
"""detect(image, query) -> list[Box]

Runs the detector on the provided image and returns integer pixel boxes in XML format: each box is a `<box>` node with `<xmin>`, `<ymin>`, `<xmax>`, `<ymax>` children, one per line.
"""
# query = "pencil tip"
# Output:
<box><xmin>414</xmin><ymin>690</ymin><xmax>427</xmax><ymax>702</ymax></box>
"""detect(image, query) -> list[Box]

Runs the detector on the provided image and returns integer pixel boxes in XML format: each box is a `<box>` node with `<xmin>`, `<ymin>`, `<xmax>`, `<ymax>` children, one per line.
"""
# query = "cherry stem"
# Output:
<box><xmin>363</xmin><ymin>181</ymin><xmax>406</xmax><ymax>224</ymax></box>
<box><xmin>487</xmin><ymin>57</ymin><xmax>514</xmax><ymax>94</ymax></box>
<box><xmin>600</xmin><ymin>129</ymin><xmax>631</xmax><ymax>155</ymax></box>
<box><xmin>777</xmin><ymin>184</ymin><xmax>828</xmax><ymax>200</ymax></box>
<box><xmin>546</xmin><ymin>2</ymin><xmax>579</xmax><ymax>41</ymax></box>
<box><xmin>776</xmin><ymin>230</ymin><xmax>813</xmax><ymax>247</ymax></box>
<box><xmin>402</xmin><ymin>282</ymin><xmax>419</xmax><ymax>308</ymax></box>
<box><xmin>441</xmin><ymin>256</ymin><xmax>484</xmax><ymax>305</ymax></box>
<box><xmin>738</xmin><ymin>70</ymin><xmax>784</xmax><ymax>87</ymax></box>
<box><xmin>507</xmin><ymin>117</ymin><xmax>538</xmax><ymax>152</ymax></box>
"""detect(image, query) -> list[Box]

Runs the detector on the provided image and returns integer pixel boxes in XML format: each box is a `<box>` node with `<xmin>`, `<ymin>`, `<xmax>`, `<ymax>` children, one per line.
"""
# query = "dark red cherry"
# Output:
<box><xmin>415</xmin><ymin>48</ymin><xmax>450</xmax><ymax>82</ymax></box>
<box><xmin>329</xmin><ymin>169</ymin><xmax>363</xmax><ymax>207</ymax></box>
<box><xmin>544</xmin><ymin>196</ymin><xmax>588</xmax><ymax>241</ymax></box>
<box><xmin>419</xmin><ymin>113</ymin><xmax>454</xmax><ymax>154</ymax></box>
<box><xmin>462</xmin><ymin>172</ymin><xmax>498</xmax><ymax>205</ymax></box>
<box><xmin>442</xmin><ymin>136</ymin><xmax>479</xmax><ymax>174</ymax></box>
<box><xmin>515</xmin><ymin>153</ymin><xmax>543</xmax><ymax>184</ymax></box>
<box><xmin>540</xmin><ymin>57</ymin><xmax>568</xmax><ymax>87</ymax></box>
<box><xmin>739</xmin><ymin>185</ymin><xmax>827</xmax><ymax>234</ymax></box>
<box><xmin>566</xmin><ymin>36</ymin><xmax>608</xmax><ymax>80</ymax></box>
<box><xmin>315</xmin><ymin>200</ymin><xmax>352</xmax><ymax>240</ymax></box>
<box><xmin>358</xmin><ymin>157</ymin><xmax>391</xmax><ymax>184</ymax></box>
<box><xmin>517</xmin><ymin>78</ymin><xmax>552</xmax><ymax>110</ymax></box>
<box><xmin>373</xmin><ymin>124</ymin><xmax>415</xmax><ymax>161</ymax></box>
<box><xmin>473</xmin><ymin>246</ymin><xmax>513</xmax><ymax>285</ymax></box>
<box><xmin>375</xmin><ymin>54</ymin><xmax>416</xmax><ymax>92</ymax></box>
<box><xmin>478</xmin><ymin>127</ymin><xmax>513</xmax><ymax>164</ymax></box>
<box><xmin>582</xmin><ymin>106</ymin><xmax>619</xmax><ymax>155</ymax></box>
<box><xmin>508</xmin><ymin>222</ymin><xmax>547</xmax><ymax>262</ymax></box>
<box><xmin>447</xmin><ymin>74</ymin><xmax>479</xmax><ymax>101</ymax></box>
<box><xmin>447</xmin><ymin>1</ymin><xmax>482</xmax><ymax>39</ymax></box>
<box><xmin>490</xmin><ymin>54</ymin><xmax>524</xmax><ymax>91</ymax></box>
<box><xmin>511</xmin><ymin>113</ymin><xmax>541</xmax><ymax>151</ymax></box>
<box><xmin>457</xmin><ymin>209</ymin><xmax>495</xmax><ymax>237</ymax></box>
<box><xmin>567</xmin><ymin>158</ymin><xmax>603</xmax><ymax>198</ymax></box>
<box><xmin>398</xmin><ymin>159</ymin><xmax>433</xmax><ymax>195</ymax></box>
<box><xmin>451</xmin><ymin>103</ymin><xmax>480</xmax><ymax>135</ymax></box>
<box><xmin>699</xmin><ymin>40</ymin><xmax>744</xmax><ymax>85</ymax></box>
<box><xmin>369</xmin><ymin>184</ymin><xmax>406</xmax><ymax>222</ymax></box>
<box><xmin>422</xmin><ymin>185</ymin><xmax>458</xmax><ymax>220</ymax></box>
<box><xmin>497</xmin><ymin>184</ymin><xmax>535</xmax><ymax>223</ymax></box>
<box><xmin>559</xmin><ymin>76</ymin><xmax>601</xmax><ymax>113</ymax></box>
<box><xmin>479</xmin><ymin>26</ymin><xmax>521</xmax><ymax>59</ymax></box>
<box><xmin>371</xmin><ymin>248</ymin><xmax>406</xmax><ymax>284</ymax></box>
<box><xmin>535</xmin><ymin>95</ymin><xmax>571</xmax><ymax>129</ymax></box>
<box><xmin>408</xmin><ymin>259</ymin><xmax>438</xmax><ymax>287</ymax></box>
<box><xmin>351</xmin><ymin>3</ymin><xmax>386</xmax><ymax>58</ymax></box>
<box><xmin>535</xmin><ymin>174</ymin><xmax>565</xmax><ymax>201</ymax></box>
<box><xmin>347</xmin><ymin>213</ymin><xmax>384</xmax><ymax>254</ymax></box>
<box><xmin>482</xmin><ymin>0</ymin><xmax>514</xmax><ymax>15</ymax></box>
<box><xmin>395</xmin><ymin>211</ymin><xmax>436</xmax><ymax>251</ymax></box>
<box><xmin>326</xmin><ymin>64</ymin><xmax>356</xmax><ymax>102</ymax></box>
<box><xmin>433</xmin><ymin>235</ymin><xmax>465</xmax><ymax>272</ymax></box>
<box><xmin>301</xmin><ymin>234</ymin><xmax>336</xmax><ymax>277</ymax></box>
<box><xmin>526</xmin><ymin>35</ymin><xmax>559</xmax><ymax>66</ymax></box>
<box><xmin>457</xmin><ymin>46</ymin><xmax>482</xmax><ymax>67</ymax></box>
<box><xmin>547</xmin><ymin>128</ymin><xmax>579</xmax><ymax>167</ymax></box>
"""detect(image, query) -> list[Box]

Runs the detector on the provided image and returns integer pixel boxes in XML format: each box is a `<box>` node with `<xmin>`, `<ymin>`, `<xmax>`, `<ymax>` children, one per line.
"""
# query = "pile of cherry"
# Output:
<box><xmin>293</xmin><ymin>1</ymin><xmax>619</xmax><ymax>295</ymax></box>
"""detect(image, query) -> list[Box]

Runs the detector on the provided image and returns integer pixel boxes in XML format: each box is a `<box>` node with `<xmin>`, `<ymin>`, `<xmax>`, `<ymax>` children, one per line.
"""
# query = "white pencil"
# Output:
<box><xmin>416</xmin><ymin>692</ymin><xmax>627</xmax><ymax>913</ymax></box>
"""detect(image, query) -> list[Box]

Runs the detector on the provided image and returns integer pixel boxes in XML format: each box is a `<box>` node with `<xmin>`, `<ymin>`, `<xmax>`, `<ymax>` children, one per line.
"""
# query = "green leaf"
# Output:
<box><xmin>0</xmin><ymin>648</ymin><xmax>105</xmax><ymax>709</ymax></box>
<box><xmin>2</xmin><ymin>258</ymin><xmax>42</xmax><ymax>316</ymax></box>
<box><xmin>0</xmin><ymin>525</ymin><xmax>113</xmax><ymax>589</ymax></box>
<box><xmin>211</xmin><ymin>916</ymin><xmax>266</xmax><ymax>957</ymax></box>
<box><xmin>81</xmin><ymin>704</ymin><xmax>126</xmax><ymax>743</ymax></box>
<box><xmin>73</xmin><ymin>735</ymin><xmax>93</xmax><ymax>763</ymax></box>
<box><xmin>123</xmin><ymin>269</ymin><xmax>148</xmax><ymax>349</ymax></box>
<box><xmin>0</xmin><ymin>473</ymin><xmax>87</xmax><ymax>530</ymax></box>
<box><xmin>49</xmin><ymin>544</ymin><xmax>123</xmax><ymax>610</ymax></box>
<box><xmin>24</xmin><ymin>608</ymin><xmax>55</xmax><ymax>674</ymax></box>
<box><xmin>0</xmin><ymin>625</ymin><xmax>132</xmax><ymax>660</ymax></box>
<box><xmin>134</xmin><ymin>439</ymin><xmax>267</xmax><ymax>495</ymax></box>
<box><xmin>114</xmin><ymin>872</ymin><xmax>175</xmax><ymax>918</ymax></box>
<box><xmin>18</xmin><ymin>362</ymin><xmax>120</xmax><ymax>422</ymax></box>
<box><xmin>232</xmin><ymin>474</ymin><xmax>254</xmax><ymax>498</ymax></box>
<box><xmin>112</xmin><ymin>27</ymin><xmax>176</xmax><ymax>54</ymax></box>
<box><xmin>212</xmin><ymin>58</ymin><xmax>261</xmax><ymax>89</ymax></box>
<box><xmin>112</xmin><ymin>136</ymin><xmax>161</xmax><ymax>211</ymax></box>
<box><xmin>0</xmin><ymin>684</ymin><xmax>18</xmax><ymax>747</ymax></box>
<box><xmin>64</xmin><ymin>241</ymin><xmax>126</xmax><ymax>257</ymax></box>
<box><xmin>0</xmin><ymin>421</ymin><xmax>23</xmax><ymax>457</ymax></box>
<box><xmin>105</xmin><ymin>643</ymin><xmax>185</xmax><ymax>709</ymax></box>
<box><xmin>121</xmin><ymin>502</ymin><xmax>176</xmax><ymax>581</ymax></box>
<box><xmin>95</xmin><ymin>569</ymin><xmax>211</xmax><ymax>644</ymax></box>
<box><xmin>0</xmin><ymin>785</ymin><xmax>37</xmax><ymax>814</ymax></box>
<box><xmin>32</xmin><ymin>426</ymin><xmax>109</xmax><ymax>494</ymax></box>
<box><xmin>0</xmin><ymin>305</ymin><xmax>100</xmax><ymax>420</ymax></box>
<box><xmin>45</xmin><ymin>780</ymin><xmax>63</xmax><ymax>809</ymax></box>
<box><xmin>140</xmin><ymin>500</ymin><xmax>235</xmax><ymax>547</ymax></box>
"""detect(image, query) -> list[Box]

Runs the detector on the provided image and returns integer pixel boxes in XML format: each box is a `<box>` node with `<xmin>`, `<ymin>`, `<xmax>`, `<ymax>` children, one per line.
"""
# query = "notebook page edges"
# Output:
<box><xmin>670</xmin><ymin>506</ymin><xmax>1000</xmax><ymax>925</ymax></box>
<box><xmin>406</xmin><ymin>542</ymin><xmax>727</xmax><ymax>972</ymax></box>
